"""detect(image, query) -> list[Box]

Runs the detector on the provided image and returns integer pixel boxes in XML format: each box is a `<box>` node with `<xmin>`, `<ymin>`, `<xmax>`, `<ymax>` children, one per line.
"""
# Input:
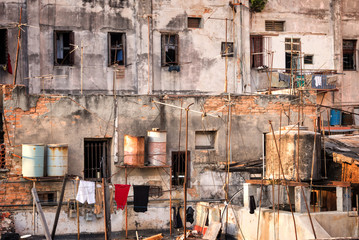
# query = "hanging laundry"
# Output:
<box><xmin>249</xmin><ymin>195</ymin><xmax>256</xmax><ymax>214</ymax></box>
<box><xmin>186</xmin><ymin>206</ymin><xmax>194</xmax><ymax>224</ymax></box>
<box><xmin>114</xmin><ymin>184</ymin><xmax>130</xmax><ymax>210</ymax></box>
<box><xmin>116</xmin><ymin>49</ymin><xmax>123</xmax><ymax>62</ymax></box>
<box><xmin>168</xmin><ymin>65</ymin><xmax>180</xmax><ymax>72</ymax></box>
<box><xmin>7</xmin><ymin>54</ymin><xmax>12</xmax><ymax>74</ymax></box>
<box><xmin>133</xmin><ymin>185</ymin><xmax>150</xmax><ymax>212</ymax></box>
<box><xmin>76</xmin><ymin>180</ymin><xmax>96</xmax><ymax>204</ymax></box>
<box><xmin>94</xmin><ymin>183</ymin><xmax>103</xmax><ymax>215</ymax></box>
<box><xmin>172</xmin><ymin>206</ymin><xmax>183</xmax><ymax>229</ymax></box>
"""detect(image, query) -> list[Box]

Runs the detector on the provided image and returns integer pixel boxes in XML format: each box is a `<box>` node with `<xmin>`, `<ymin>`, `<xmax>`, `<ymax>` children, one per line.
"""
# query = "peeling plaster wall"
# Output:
<box><xmin>0</xmin><ymin>0</ymin><xmax>251</xmax><ymax>95</ymax></box>
<box><xmin>250</xmin><ymin>0</ymin><xmax>359</xmax><ymax>107</ymax></box>
<box><xmin>0</xmin><ymin>85</ymin><xmax>316</xmax><ymax>234</ymax></box>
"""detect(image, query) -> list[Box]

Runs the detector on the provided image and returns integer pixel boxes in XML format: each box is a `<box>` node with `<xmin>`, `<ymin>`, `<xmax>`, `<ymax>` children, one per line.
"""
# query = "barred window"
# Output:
<box><xmin>265</xmin><ymin>21</ymin><xmax>284</xmax><ymax>32</ymax></box>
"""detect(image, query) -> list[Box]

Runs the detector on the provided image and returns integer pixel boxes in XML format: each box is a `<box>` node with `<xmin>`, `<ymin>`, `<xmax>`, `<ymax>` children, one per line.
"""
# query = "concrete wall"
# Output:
<box><xmin>0</xmin><ymin>0</ymin><xmax>252</xmax><ymax>95</ymax></box>
<box><xmin>0</xmin><ymin>85</ymin><xmax>316</xmax><ymax>235</ymax></box>
<box><xmin>250</xmin><ymin>0</ymin><xmax>359</xmax><ymax>109</ymax></box>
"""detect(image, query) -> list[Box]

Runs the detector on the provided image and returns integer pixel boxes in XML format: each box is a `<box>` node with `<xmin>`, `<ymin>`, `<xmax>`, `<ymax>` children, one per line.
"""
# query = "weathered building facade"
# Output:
<box><xmin>0</xmin><ymin>0</ymin><xmax>359</xmax><ymax>238</ymax></box>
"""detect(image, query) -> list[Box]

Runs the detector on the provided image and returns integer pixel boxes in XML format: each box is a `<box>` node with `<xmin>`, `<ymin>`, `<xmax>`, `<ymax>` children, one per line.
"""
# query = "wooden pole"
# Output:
<box><xmin>225</xmin><ymin>94</ymin><xmax>232</xmax><ymax>238</ymax></box>
<box><xmin>80</xmin><ymin>41</ymin><xmax>84</xmax><ymax>95</ymax></box>
<box><xmin>224</xmin><ymin>18</ymin><xmax>228</xmax><ymax>93</ymax></box>
<box><xmin>13</xmin><ymin>7</ymin><xmax>22</xmax><ymax>85</ymax></box>
<box><xmin>183</xmin><ymin>103</ymin><xmax>193</xmax><ymax>240</ymax></box>
<box><xmin>51</xmin><ymin>175</ymin><xmax>67</xmax><ymax>239</ymax></box>
<box><xmin>33</xmin><ymin>181</ymin><xmax>36</xmax><ymax>235</ymax></box>
<box><xmin>169</xmin><ymin>166</ymin><xmax>172</xmax><ymax>235</ymax></box>
<box><xmin>76</xmin><ymin>178</ymin><xmax>80</xmax><ymax>240</ymax></box>
<box><xmin>102</xmin><ymin>179</ymin><xmax>108</xmax><ymax>240</ymax></box>
<box><xmin>125</xmin><ymin>167</ymin><xmax>128</xmax><ymax>238</ymax></box>
<box><xmin>147</xmin><ymin>16</ymin><xmax>151</xmax><ymax>94</ymax></box>
<box><xmin>31</xmin><ymin>188</ymin><xmax>52</xmax><ymax>240</ymax></box>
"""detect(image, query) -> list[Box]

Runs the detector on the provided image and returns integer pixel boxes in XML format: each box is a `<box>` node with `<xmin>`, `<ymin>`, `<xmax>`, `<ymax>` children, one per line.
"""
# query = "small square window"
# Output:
<box><xmin>54</xmin><ymin>31</ymin><xmax>75</xmax><ymax>66</ymax></box>
<box><xmin>161</xmin><ymin>34</ymin><xmax>179</xmax><ymax>66</ymax></box>
<box><xmin>221</xmin><ymin>42</ymin><xmax>234</xmax><ymax>57</ymax></box>
<box><xmin>108</xmin><ymin>32</ymin><xmax>126</xmax><ymax>66</ymax></box>
<box><xmin>188</xmin><ymin>17</ymin><xmax>202</xmax><ymax>28</ymax></box>
<box><xmin>195</xmin><ymin>131</ymin><xmax>216</xmax><ymax>150</ymax></box>
<box><xmin>304</xmin><ymin>55</ymin><xmax>313</xmax><ymax>64</ymax></box>
<box><xmin>37</xmin><ymin>192</ymin><xmax>57</xmax><ymax>203</ymax></box>
<box><xmin>0</xmin><ymin>29</ymin><xmax>7</xmax><ymax>65</ymax></box>
<box><xmin>265</xmin><ymin>21</ymin><xmax>285</xmax><ymax>32</ymax></box>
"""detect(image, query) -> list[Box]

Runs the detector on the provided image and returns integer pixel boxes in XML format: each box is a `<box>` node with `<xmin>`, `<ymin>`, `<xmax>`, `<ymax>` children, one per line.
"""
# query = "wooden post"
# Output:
<box><xmin>183</xmin><ymin>103</ymin><xmax>193</xmax><ymax>240</ymax></box>
<box><xmin>102</xmin><ymin>179</ymin><xmax>108</xmax><ymax>240</ymax></box>
<box><xmin>13</xmin><ymin>7</ymin><xmax>22</xmax><ymax>85</ymax></box>
<box><xmin>80</xmin><ymin>41</ymin><xmax>84</xmax><ymax>95</ymax></box>
<box><xmin>76</xmin><ymin>178</ymin><xmax>80</xmax><ymax>240</ymax></box>
<box><xmin>125</xmin><ymin>167</ymin><xmax>128</xmax><ymax>238</ymax></box>
<box><xmin>33</xmin><ymin>181</ymin><xmax>36</xmax><ymax>235</ymax></box>
<box><xmin>51</xmin><ymin>175</ymin><xmax>68</xmax><ymax>239</ymax></box>
<box><xmin>31</xmin><ymin>188</ymin><xmax>52</xmax><ymax>240</ymax></box>
<box><xmin>224</xmin><ymin>18</ymin><xmax>228</xmax><ymax>93</ymax></box>
<box><xmin>102</xmin><ymin>146</ymin><xmax>112</xmax><ymax>240</ymax></box>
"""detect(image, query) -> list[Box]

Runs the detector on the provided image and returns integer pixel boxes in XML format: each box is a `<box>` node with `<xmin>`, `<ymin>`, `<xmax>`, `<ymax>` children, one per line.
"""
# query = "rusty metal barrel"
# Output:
<box><xmin>147</xmin><ymin>130</ymin><xmax>167</xmax><ymax>166</ymax></box>
<box><xmin>22</xmin><ymin>144</ymin><xmax>45</xmax><ymax>177</ymax></box>
<box><xmin>47</xmin><ymin>144</ymin><xmax>68</xmax><ymax>176</ymax></box>
<box><xmin>124</xmin><ymin>135</ymin><xmax>145</xmax><ymax>167</ymax></box>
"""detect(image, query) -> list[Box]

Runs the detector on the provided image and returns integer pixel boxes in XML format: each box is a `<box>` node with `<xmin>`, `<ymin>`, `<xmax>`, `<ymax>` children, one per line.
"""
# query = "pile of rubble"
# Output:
<box><xmin>0</xmin><ymin>212</ymin><xmax>15</xmax><ymax>235</ymax></box>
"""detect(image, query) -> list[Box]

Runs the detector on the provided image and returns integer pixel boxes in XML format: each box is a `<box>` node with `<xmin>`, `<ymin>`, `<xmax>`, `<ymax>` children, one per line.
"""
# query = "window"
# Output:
<box><xmin>304</xmin><ymin>55</ymin><xmax>313</xmax><ymax>64</ymax></box>
<box><xmin>250</xmin><ymin>35</ymin><xmax>263</xmax><ymax>68</ymax></box>
<box><xmin>188</xmin><ymin>17</ymin><xmax>202</xmax><ymax>28</ymax></box>
<box><xmin>54</xmin><ymin>31</ymin><xmax>74</xmax><ymax>66</ymax></box>
<box><xmin>37</xmin><ymin>192</ymin><xmax>57</xmax><ymax>203</ymax></box>
<box><xmin>0</xmin><ymin>29</ymin><xmax>7</xmax><ymax>65</ymax></box>
<box><xmin>343</xmin><ymin>40</ymin><xmax>356</xmax><ymax>70</ymax></box>
<box><xmin>108</xmin><ymin>32</ymin><xmax>126</xmax><ymax>66</ymax></box>
<box><xmin>265</xmin><ymin>21</ymin><xmax>284</xmax><ymax>32</ymax></box>
<box><xmin>221</xmin><ymin>42</ymin><xmax>234</xmax><ymax>57</ymax></box>
<box><xmin>149</xmin><ymin>186</ymin><xmax>163</xmax><ymax>197</ymax></box>
<box><xmin>161</xmin><ymin>34</ymin><xmax>179</xmax><ymax>66</ymax></box>
<box><xmin>285</xmin><ymin>38</ymin><xmax>301</xmax><ymax>72</ymax></box>
<box><xmin>84</xmin><ymin>139</ymin><xmax>111</xmax><ymax>180</ymax></box>
<box><xmin>172</xmin><ymin>151</ymin><xmax>190</xmax><ymax>186</ymax></box>
<box><xmin>195</xmin><ymin>131</ymin><xmax>216</xmax><ymax>150</ymax></box>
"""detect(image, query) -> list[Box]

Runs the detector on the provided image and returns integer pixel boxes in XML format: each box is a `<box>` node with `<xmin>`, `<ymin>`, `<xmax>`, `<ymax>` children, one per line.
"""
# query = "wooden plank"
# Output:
<box><xmin>246</xmin><ymin>179</ymin><xmax>309</xmax><ymax>187</ymax></box>
<box><xmin>143</xmin><ymin>233</ymin><xmax>163</xmax><ymax>240</ymax></box>
<box><xmin>31</xmin><ymin>188</ymin><xmax>52</xmax><ymax>240</ymax></box>
<box><xmin>51</xmin><ymin>174</ymin><xmax>67</xmax><ymax>239</ymax></box>
<box><xmin>203</xmin><ymin>222</ymin><xmax>221</xmax><ymax>240</ymax></box>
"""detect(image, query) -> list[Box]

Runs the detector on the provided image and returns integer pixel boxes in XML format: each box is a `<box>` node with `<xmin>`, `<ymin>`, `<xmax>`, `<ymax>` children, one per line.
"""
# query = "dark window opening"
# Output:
<box><xmin>343</xmin><ymin>40</ymin><xmax>356</xmax><ymax>70</ymax></box>
<box><xmin>285</xmin><ymin>53</ymin><xmax>300</xmax><ymax>72</ymax></box>
<box><xmin>188</xmin><ymin>17</ymin><xmax>202</xmax><ymax>28</ymax></box>
<box><xmin>84</xmin><ymin>139</ymin><xmax>111</xmax><ymax>181</ymax></box>
<box><xmin>149</xmin><ymin>185</ymin><xmax>163</xmax><ymax>197</ymax></box>
<box><xmin>250</xmin><ymin>36</ymin><xmax>263</xmax><ymax>68</ymax></box>
<box><xmin>221</xmin><ymin>42</ymin><xmax>234</xmax><ymax>57</ymax></box>
<box><xmin>108</xmin><ymin>32</ymin><xmax>126</xmax><ymax>66</ymax></box>
<box><xmin>285</xmin><ymin>38</ymin><xmax>301</xmax><ymax>52</ymax></box>
<box><xmin>54</xmin><ymin>31</ymin><xmax>74</xmax><ymax>66</ymax></box>
<box><xmin>172</xmin><ymin>151</ymin><xmax>190</xmax><ymax>186</ymax></box>
<box><xmin>0</xmin><ymin>29</ymin><xmax>7</xmax><ymax>65</ymax></box>
<box><xmin>304</xmin><ymin>55</ymin><xmax>313</xmax><ymax>64</ymax></box>
<box><xmin>265</xmin><ymin>21</ymin><xmax>284</xmax><ymax>32</ymax></box>
<box><xmin>161</xmin><ymin>34</ymin><xmax>179</xmax><ymax>66</ymax></box>
<box><xmin>37</xmin><ymin>192</ymin><xmax>57</xmax><ymax>203</ymax></box>
<box><xmin>195</xmin><ymin>131</ymin><xmax>216</xmax><ymax>150</ymax></box>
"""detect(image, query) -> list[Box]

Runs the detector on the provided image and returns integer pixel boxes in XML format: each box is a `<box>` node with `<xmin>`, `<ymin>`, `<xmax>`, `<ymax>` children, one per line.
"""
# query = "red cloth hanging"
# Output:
<box><xmin>7</xmin><ymin>54</ymin><xmax>12</xmax><ymax>74</ymax></box>
<box><xmin>114</xmin><ymin>184</ymin><xmax>131</xmax><ymax>210</ymax></box>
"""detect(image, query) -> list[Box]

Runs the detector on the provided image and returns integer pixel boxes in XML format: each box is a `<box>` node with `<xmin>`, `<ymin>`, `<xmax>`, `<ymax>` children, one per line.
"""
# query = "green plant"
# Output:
<box><xmin>250</xmin><ymin>0</ymin><xmax>268</xmax><ymax>12</ymax></box>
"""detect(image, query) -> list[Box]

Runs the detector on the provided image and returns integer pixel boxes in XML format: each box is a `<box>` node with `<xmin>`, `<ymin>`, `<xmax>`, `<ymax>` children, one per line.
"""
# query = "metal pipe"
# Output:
<box><xmin>13</xmin><ymin>7</ymin><xmax>22</xmax><ymax>85</ymax></box>
<box><xmin>224</xmin><ymin>18</ymin><xmax>228</xmax><ymax>93</ymax></box>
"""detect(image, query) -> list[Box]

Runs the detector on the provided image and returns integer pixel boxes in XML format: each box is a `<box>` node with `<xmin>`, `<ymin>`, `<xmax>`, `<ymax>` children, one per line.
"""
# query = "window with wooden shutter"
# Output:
<box><xmin>0</xmin><ymin>29</ymin><xmax>7</xmax><ymax>65</ymax></box>
<box><xmin>343</xmin><ymin>40</ymin><xmax>357</xmax><ymax>70</ymax></box>
<box><xmin>54</xmin><ymin>31</ymin><xmax>75</xmax><ymax>66</ymax></box>
<box><xmin>265</xmin><ymin>21</ymin><xmax>285</xmax><ymax>32</ymax></box>
<box><xmin>108</xmin><ymin>32</ymin><xmax>126</xmax><ymax>66</ymax></box>
<box><xmin>250</xmin><ymin>35</ymin><xmax>263</xmax><ymax>68</ymax></box>
<box><xmin>161</xmin><ymin>33</ymin><xmax>179</xmax><ymax>66</ymax></box>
